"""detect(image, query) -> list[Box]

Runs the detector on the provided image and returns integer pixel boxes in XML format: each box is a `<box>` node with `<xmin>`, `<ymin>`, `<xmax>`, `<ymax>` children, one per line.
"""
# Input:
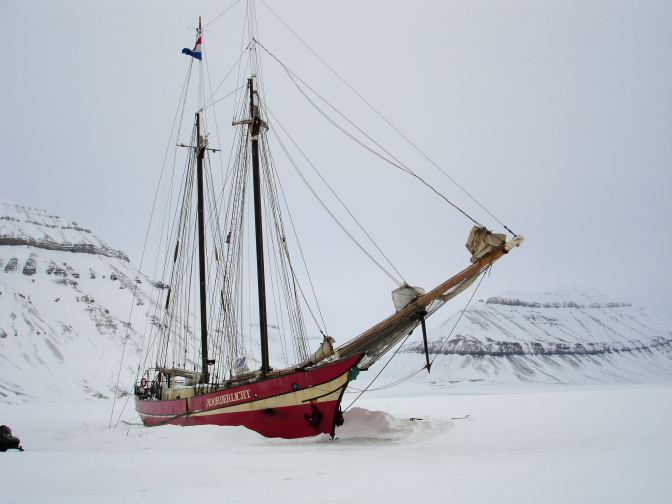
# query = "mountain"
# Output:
<box><xmin>387</xmin><ymin>288</ymin><xmax>672</xmax><ymax>386</ymax></box>
<box><xmin>0</xmin><ymin>199</ymin><xmax>315</xmax><ymax>405</ymax></box>
<box><xmin>0</xmin><ymin>199</ymin><xmax>128</xmax><ymax>261</ymax></box>
<box><xmin>0</xmin><ymin>200</ymin><xmax>152</xmax><ymax>404</ymax></box>
<box><xmin>3</xmin><ymin>200</ymin><xmax>671</xmax><ymax>405</ymax></box>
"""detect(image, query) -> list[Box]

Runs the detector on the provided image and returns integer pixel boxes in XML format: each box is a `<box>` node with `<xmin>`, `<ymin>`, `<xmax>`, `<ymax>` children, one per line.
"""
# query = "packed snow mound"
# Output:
<box><xmin>388</xmin><ymin>287</ymin><xmax>672</xmax><ymax>385</ymax></box>
<box><xmin>336</xmin><ymin>407</ymin><xmax>449</xmax><ymax>440</ymax></box>
<box><xmin>0</xmin><ymin>199</ymin><xmax>127</xmax><ymax>261</ymax></box>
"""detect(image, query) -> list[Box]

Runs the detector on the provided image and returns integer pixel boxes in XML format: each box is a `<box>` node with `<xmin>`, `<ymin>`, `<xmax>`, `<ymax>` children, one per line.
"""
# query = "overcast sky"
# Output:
<box><xmin>1</xmin><ymin>0</ymin><xmax>670</xmax><ymax>337</ymax></box>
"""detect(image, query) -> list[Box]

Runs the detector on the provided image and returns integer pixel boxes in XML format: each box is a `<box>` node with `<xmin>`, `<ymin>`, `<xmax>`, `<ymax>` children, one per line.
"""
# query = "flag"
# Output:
<box><xmin>182</xmin><ymin>35</ymin><xmax>202</xmax><ymax>60</ymax></box>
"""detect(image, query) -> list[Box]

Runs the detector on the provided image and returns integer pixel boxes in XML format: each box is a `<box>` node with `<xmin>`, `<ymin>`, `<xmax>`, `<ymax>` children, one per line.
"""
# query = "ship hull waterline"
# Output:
<box><xmin>135</xmin><ymin>354</ymin><xmax>362</xmax><ymax>439</ymax></box>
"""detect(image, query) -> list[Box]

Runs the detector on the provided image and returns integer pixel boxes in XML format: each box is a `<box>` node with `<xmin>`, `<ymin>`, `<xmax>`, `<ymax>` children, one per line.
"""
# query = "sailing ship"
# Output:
<box><xmin>134</xmin><ymin>9</ymin><xmax>523</xmax><ymax>439</ymax></box>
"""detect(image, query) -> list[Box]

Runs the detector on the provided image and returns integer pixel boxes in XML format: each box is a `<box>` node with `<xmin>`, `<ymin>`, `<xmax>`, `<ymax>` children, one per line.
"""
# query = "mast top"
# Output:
<box><xmin>247</xmin><ymin>1</ymin><xmax>259</xmax><ymax>79</ymax></box>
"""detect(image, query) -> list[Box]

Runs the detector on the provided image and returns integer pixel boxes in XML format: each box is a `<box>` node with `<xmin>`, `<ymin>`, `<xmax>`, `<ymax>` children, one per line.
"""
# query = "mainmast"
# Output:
<box><xmin>246</xmin><ymin>1</ymin><xmax>270</xmax><ymax>374</ymax></box>
<box><xmin>248</xmin><ymin>75</ymin><xmax>270</xmax><ymax>374</ymax></box>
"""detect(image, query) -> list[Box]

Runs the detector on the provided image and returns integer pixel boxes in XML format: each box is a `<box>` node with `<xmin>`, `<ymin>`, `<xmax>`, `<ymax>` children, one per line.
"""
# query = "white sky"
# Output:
<box><xmin>1</xmin><ymin>0</ymin><xmax>670</xmax><ymax>336</ymax></box>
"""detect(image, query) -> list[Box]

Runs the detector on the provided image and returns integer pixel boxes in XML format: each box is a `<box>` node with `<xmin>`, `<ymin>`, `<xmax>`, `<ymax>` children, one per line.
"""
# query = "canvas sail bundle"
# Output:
<box><xmin>466</xmin><ymin>226</ymin><xmax>507</xmax><ymax>263</ymax></box>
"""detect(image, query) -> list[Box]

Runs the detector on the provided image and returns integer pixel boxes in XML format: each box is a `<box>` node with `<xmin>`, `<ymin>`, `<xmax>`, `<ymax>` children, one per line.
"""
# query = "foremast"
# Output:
<box><xmin>195</xmin><ymin>109</ymin><xmax>210</xmax><ymax>384</ymax></box>
<box><xmin>191</xmin><ymin>17</ymin><xmax>212</xmax><ymax>384</ymax></box>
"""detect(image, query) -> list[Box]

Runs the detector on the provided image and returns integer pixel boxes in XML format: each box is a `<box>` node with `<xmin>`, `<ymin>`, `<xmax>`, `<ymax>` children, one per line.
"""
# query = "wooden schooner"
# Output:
<box><xmin>134</xmin><ymin>7</ymin><xmax>522</xmax><ymax>439</ymax></box>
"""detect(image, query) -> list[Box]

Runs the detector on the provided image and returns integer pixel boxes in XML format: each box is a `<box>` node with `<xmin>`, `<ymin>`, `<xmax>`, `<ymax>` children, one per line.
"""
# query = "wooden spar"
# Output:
<box><xmin>248</xmin><ymin>76</ymin><xmax>271</xmax><ymax>374</ymax></box>
<box><xmin>196</xmin><ymin>111</ymin><xmax>210</xmax><ymax>384</ymax></box>
<box><xmin>334</xmin><ymin>244</ymin><xmax>510</xmax><ymax>359</ymax></box>
<box><xmin>419</xmin><ymin>312</ymin><xmax>431</xmax><ymax>372</ymax></box>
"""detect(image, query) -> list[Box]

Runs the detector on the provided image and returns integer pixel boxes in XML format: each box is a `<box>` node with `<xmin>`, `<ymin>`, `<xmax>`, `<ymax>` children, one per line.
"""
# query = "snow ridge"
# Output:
<box><xmin>408</xmin><ymin>334</ymin><xmax>672</xmax><ymax>357</ymax></box>
<box><xmin>0</xmin><ymin>200</ymin><xmax>128</xmax><ymax>261</ymax></box>
<box><xmin>384</xmin><ymin>287</ymin><xmax>672</xmax><ymax>386</ymax></box>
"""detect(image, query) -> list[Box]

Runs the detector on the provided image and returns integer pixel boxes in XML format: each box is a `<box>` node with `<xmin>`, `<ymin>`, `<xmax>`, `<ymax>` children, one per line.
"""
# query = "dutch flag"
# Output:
<box><xmin>182</xmin><ymin>35</ymin><xmax>202</xmax><ymax>60</ymax></box>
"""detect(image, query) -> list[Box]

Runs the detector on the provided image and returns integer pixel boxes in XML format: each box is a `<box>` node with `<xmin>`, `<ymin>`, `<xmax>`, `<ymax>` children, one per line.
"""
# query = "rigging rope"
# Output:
<box><xmin>257</xmin><ymin>0</ymin><xmax>516</xmax><ymax>236</ymax></box>
<box><xmin>267</xmin><ymin>154</ymin><xmax>329</xmax><ymax>335</ymax></box>
<box><xmin>202</xmin><ymin>42</ymin><xmax>249</xmax><ymax>111</ymax></box>
<box><xmin>266</xmin><ymin>107</ymin><xmax>402</xmax><ymax>285</ymax></box>
<box><xmin>342</xmin><ymin>331</ymin><xmax>414</xmax><ymax>412</ymax></box>
<box><xmin>429</xmin><ymin>266</ymin><xmax>490</xmax><ymax>364</ymax></box>
<box><xmin>266</xmin><ymin>107</ymin><xmax>407</xmax><ymax>286</ymax></box>
<box><xmin>259</xmin><ymin>131</ymin><xmax>329</xmax><ymax>337</ymax></box>
<box><xmin>203</xmin><ymin>0</ymin><xmax>244</xmax><ymax>28</ymax></box>
<box><xmin>203</xmin><ymin>85</ymin><xmax>247</xmax><ymax>111</ymax></box>
<box><xmin>343</xmin><ymin>265</ymin><xmax>490</xmax><ymax>402</ymax></box>
<box><xmin>110</xmin><ymin>59</ymin><xmax>195</xmax><ymax>429</ymax></box>
<box><xmin>259</xmin><ymin>149</ymin><xmax>310</xmax><ymax>362</ymax></box>
<box><xmin>254</xmin><ymin>39</ymin><xmax>485</xmax><ymax>230</ymax></box>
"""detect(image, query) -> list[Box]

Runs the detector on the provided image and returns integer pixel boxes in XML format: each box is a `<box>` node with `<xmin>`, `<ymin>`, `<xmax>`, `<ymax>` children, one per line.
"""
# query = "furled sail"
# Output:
<box><xmin>466</xmin><ymin>225</ymin><xmax>507</xmax><ymax>263</ymax></box>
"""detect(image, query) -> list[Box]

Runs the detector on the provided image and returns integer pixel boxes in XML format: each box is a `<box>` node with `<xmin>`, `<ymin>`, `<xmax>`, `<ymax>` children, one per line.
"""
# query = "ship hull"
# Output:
<box><xmin>135</xmin><ymin>354</ymin><xmax>361</xmax><ymax>439</ymax></box>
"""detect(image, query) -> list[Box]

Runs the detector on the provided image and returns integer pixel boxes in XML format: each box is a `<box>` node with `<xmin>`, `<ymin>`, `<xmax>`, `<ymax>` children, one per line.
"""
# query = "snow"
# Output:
<box><xmin>1</xmin><ymin>384</ymin><xmax>671</xmax><ymax>503</ymax></box>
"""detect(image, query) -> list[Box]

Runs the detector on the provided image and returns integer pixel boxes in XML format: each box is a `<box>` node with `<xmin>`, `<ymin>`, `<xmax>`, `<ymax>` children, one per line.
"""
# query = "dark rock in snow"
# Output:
<box><xmin>22</xmin><ymin>255</ymin><xmax>37</xmax><ymax>276</ymax></box>
<box><xmin>46</xmin><ymin>262</ymin><xmax>67</xmax><ymax>277</ymax></box>
<box><xmin>4</xmin><ymin>258</ymin><xmax>18</xmax><ymax>273</ymax></box>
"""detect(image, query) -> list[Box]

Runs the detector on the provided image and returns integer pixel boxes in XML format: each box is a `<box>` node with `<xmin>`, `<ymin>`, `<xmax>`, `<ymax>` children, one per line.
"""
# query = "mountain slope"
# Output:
<box><xmin>0</xmin><ymin>199</ymin><xmax>127</xmax><ymax>260</ymax></box>
<box><xmin>0</xmin><ymin>200</ymin><xmax>318</xmax><ymax>404</ymax></box>
<box><xmin>0</xmin><ymin>200</ymin><xmax>151</xmax><ymax>403</ymax></box>
<box><xmin>380</xmin><ymin>288</ymin><xmax>672</xmax><ymax>386</ymax></box>
<box><xmin>3</xmin><ymin>200</ymin><xmax>671</xmax><ymax>404</ymax></box>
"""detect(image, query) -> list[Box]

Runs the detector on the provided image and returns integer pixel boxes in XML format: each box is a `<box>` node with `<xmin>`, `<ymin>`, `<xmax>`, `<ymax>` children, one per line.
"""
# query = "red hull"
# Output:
<box><xmin>135</xmin><ymin>354</ymin><xmax>361</xmax><ymax>439</ymax></box>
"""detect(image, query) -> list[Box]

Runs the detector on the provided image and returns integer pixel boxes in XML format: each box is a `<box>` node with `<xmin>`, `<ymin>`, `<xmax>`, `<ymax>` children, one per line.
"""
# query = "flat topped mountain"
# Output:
<box><xmin>0</xmin><ymin>199</ymin><xmax>127</xmax><ymax>261</ymax></box>
<box><xmin>395</xmin><ymin>288</ymin><xmax>672</xmax><ymax>385</ymax></box>
<box><xmin>415</xmin><ymin>288</ymin><xmax>671</xmax><ymax>356</ymax></box>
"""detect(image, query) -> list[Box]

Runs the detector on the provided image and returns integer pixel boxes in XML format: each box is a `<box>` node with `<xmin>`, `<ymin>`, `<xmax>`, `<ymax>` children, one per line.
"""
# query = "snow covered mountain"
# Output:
<box><xmin>2</xmin><ymin>199</ymin><xmax>671</xmax><ymax>406</ymax></box>
<box><xmin>385</xmin><ymin>288</ymin><xmax>672</xmax><ymax>386</ymax></box>
<box><xmin>0</xmin><ymin>199</ymin><xmax>315</xmax><ymax>405</ymax></box>
<box><xmin>0</xmin><ymin>200</ymin><xmax>152</xmax><ymax>404</ymax></box>
<box><xmin>1</xmin><ymin>199</ymin><xmax>128</xmax><ymax>261</ymax></box>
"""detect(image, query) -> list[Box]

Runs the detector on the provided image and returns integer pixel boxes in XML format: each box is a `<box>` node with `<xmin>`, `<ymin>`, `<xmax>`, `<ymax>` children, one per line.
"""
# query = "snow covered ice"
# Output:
<box><xmin>1</xmin><ymin>385</ymin><xmax>671</xmax><ymax>503</ymax></box>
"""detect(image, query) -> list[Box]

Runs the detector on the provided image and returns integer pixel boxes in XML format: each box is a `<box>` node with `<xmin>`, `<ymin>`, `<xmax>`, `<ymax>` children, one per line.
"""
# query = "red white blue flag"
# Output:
<box><xmin>182</xmin><ymin>35</ymin><xmax>202</xmax><ymax>60</ymax></box>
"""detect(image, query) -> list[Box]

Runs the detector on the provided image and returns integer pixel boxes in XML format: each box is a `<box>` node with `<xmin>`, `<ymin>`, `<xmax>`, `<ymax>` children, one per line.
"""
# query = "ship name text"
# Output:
<box><xmin>206</xmin><ymin>389</ymin><xmax>252</xmax><ymax>408</ymax></box>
